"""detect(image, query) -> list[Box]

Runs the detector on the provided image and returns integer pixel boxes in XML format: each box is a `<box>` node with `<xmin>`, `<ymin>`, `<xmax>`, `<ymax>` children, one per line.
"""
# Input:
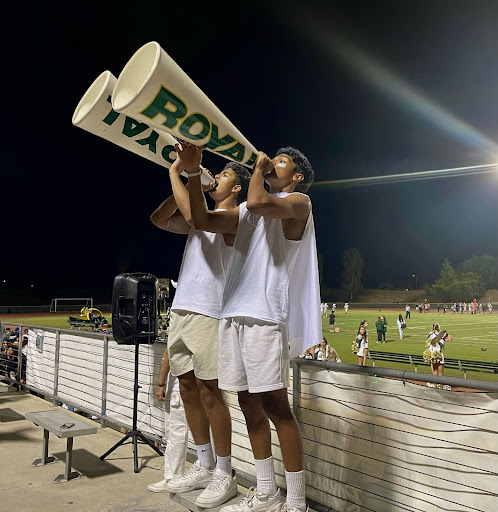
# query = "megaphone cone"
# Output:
<box><xmin>72</xmin><ymin>70</ymin><xmax>213</xmax><ymax>185</ymax></box>
<box><xmin>112</xmin><ymin>42</ymin><xmax>258</xmax><ymax>167</ymax></box>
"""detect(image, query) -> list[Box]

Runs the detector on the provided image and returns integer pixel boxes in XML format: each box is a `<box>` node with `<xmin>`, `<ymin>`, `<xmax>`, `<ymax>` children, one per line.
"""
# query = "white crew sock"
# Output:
<box><xmin>216</xmin><ymin>455</ymin><xmax>232</xmax><ymax>476</ymax></box>
<box><xmin>285</xmin><ymin>469</ymin><xmax>306</xmax><ymax>511</ymax></box>
<box><xmin>254</xmin><ymin>456</ymin><xmax>278</xmax><ymax>496</ymax></box>
<box><xmin>196</xmin><ymin>443</ymin><xmax>215</xmax><ymax>470</ymax></box>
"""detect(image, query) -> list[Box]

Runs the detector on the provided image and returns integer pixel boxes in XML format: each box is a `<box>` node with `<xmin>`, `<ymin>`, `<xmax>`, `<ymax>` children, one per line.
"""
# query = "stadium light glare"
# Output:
<box><xmin>289</xmin><ymin>6</ymin><xmax>498</xmax><ymax>154</ymax></box>
<box><xmin>313</xmin><ymin>163</ymin><xmax>498</xmax><ymax>188</ymax></box>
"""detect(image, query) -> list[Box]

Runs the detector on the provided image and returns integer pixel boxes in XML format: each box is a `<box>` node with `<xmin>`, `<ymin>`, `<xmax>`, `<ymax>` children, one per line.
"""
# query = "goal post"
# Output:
<box><xmin>50</xmin><ymin>297</ymin><xmax>94</xmax><ymax>312</ymax></box>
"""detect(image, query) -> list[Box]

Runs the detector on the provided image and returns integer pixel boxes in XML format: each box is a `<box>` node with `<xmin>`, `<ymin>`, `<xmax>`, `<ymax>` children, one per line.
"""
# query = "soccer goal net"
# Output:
<box><xmin>50</xmin><ymin>297</ymin><xmax>94</xmax><ymax>313</ymax></box>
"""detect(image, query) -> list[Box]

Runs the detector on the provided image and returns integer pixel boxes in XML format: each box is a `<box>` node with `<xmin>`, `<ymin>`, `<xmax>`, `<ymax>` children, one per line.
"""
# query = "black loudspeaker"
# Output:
<box><xmin>111</xmin><ymin>273</ymin><xmax>159</xmax><ymax>344</ymax></box>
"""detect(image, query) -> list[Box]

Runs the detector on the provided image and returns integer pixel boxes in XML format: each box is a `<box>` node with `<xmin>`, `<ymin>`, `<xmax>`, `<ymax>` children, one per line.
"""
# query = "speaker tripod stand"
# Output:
<box><xmin>100</xmin><ymin>338</ymin><xmax>162</xmax><ymax>472</ymax></box>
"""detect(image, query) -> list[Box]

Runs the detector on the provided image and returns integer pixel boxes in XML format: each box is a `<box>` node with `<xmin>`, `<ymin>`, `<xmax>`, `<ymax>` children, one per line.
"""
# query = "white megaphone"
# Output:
<box><xmin>72</xmin><ymin>70</ymin><xmax>214</xmax><ymax>186</ymax></box>
<box><xmin>111</xmin><ymin>41</ymin><xmax>258</xmax><ymax>168</ymax></box>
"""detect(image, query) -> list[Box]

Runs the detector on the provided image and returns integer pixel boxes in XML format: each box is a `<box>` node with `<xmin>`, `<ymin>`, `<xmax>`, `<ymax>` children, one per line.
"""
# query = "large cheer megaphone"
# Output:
<box><xmin>111</xmin><ymin>41</ymin><xmax>258</xmax><ymax>168</ymax></box>
<box><xmin>72</xmin><ymin>70</ymin><xmax>214</xmax><ymax>185</ymax></box>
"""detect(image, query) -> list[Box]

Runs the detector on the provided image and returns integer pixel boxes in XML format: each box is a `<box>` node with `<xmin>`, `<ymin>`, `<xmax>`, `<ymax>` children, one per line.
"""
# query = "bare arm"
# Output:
<box><xmin>247</xmin><ymin>152</ymin><xmax>310</xmax><ymax>220</ymax></box>
<box><xmin>150</xmin><ymin>148</ymin><xmax>213</xmax><ymax>234</ymax></box>
<box><xmin>155</xmin><ymin>348</ymin><xmax>171</xmax><ymax>402</ymax></box>
<box><xmin>178</xmin><ymin>144</ymin><xmax>240</xmax><ymax>234</ymax></box>
<box><xmin>189</xmin><ymin>174</ymin><xmax>240</xmax><ymax>233</ymax></box>
<box><xmin>169</xmin><ymin>157</ymin><xmax>193</xmax><ymax>224</ymax></box>
<box><xmin>150</xmin><ymin>195</ymin><xmax>191</xmax><ymax>234</ymax></box>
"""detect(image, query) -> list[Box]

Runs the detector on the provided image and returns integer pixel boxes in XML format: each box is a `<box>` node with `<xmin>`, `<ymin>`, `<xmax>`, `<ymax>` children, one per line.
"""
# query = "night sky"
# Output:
<box><xmin>3</xmin><ymin>0</ymin><xmax>498</xmax><ymax>303</ymax></box>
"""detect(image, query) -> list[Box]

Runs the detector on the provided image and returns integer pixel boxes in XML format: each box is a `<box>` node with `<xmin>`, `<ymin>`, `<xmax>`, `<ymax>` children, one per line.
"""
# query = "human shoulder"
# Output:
<box><xmin>280</xmin><ymin>192</ymin><xmax>311</xmax><ymax>219</ymax></box>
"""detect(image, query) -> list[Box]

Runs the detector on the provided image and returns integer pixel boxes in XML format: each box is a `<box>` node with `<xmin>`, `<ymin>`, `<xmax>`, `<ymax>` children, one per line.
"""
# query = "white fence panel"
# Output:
<box><xmin>25</xmin><ymin>329</ymin><xmax>56</xmax><ymax>396</ymax></box>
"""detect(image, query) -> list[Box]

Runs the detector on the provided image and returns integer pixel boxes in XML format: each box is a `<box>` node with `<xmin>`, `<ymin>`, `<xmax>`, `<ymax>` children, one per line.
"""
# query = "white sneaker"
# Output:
<box><xmin>165</xmin><ymin>460</ymin><xmax>213</xmax><ymax>494</ymax></box>
<box><xmin>195</xmin><ymin>468</ymin><xmax>238</xmax><ymax>508</ymax></box>
<box><xmin>220</xmin><ymin>487</ymin><xmax>282</xmax><ymax>512</ymax></box>
<box><xmin>147</xmin><ymin>479</ymin><xmax>170</xmax><ymax>493</ymax></box>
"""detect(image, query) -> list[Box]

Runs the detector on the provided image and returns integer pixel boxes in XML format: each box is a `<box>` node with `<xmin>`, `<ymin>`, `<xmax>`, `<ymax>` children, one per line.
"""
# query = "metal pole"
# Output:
<box><xmin>65</xmin><ymin>438</ymin><xmax>73</xmax><ymax>480</ymax></box>
<box><xmin>42</xmin><ymin>429</ymin><xmax>50</xmax><ymax>464</ymax></box>
<box><xmin>17</xmin><ymin>324</ymin><xmax>23</xmax><ymax>389</ymax></box>
<box><xmin>53</xmin><ymin>330</ymin><xmax>61</xmax><ymax>406</ymax></box>
<box><xmin>101</xmin><ymin>335</ymin><xmax>109</xmax><ymax>428</ymax></box>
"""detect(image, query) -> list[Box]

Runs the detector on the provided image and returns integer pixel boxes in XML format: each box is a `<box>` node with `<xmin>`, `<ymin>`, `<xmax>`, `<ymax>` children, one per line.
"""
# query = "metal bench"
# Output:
<box><xmin>25</xmin><ymin>409</ymin><xmax>98</xmax><ymax>483</ymax></box>
<box><xmin>367</xmin><ymin>350</ymin><xmax>498</xmax><ymax>378</ymax></box>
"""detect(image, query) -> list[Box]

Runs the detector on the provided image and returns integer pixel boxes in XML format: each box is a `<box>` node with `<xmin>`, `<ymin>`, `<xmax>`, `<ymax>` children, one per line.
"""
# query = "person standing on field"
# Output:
<box><xmin>381</xmin><ymin>315</ymin><xmax>388</xmax><ymax>343</ymax></box>
<box><xmin>396</xmin><ymin>314</ymin><xmax>404</xmax><ymax>339</ymax></box>
<box><xmin>328</xmin><ymin>311</ymin><xmax>336</xmax><ymax>332</ymax></box>
<box><xmin>375</xmin><ymin>317</ymin><xmax>383</xmax><ymax>344</ymax></box>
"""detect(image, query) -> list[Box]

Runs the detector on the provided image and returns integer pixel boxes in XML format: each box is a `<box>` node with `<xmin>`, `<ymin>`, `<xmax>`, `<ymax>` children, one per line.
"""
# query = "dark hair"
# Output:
<box><xmin>275</xmin><ymin>146</ymin><xmax>314</xmax><ymax>193</ymax></box>
<box><xmin>223</xmin><ymin>162</ymin><xmax>251</xmax><ymax>205</ymax></box>
<box><xmin>358</xmin><ymin>321</ymin><xmax>368</xmax><ymax>342</ymax></box>
<box><xmin>398</xmin><ymin>314</ymin><xmax>403</xmax><ymax>321</ymax></box>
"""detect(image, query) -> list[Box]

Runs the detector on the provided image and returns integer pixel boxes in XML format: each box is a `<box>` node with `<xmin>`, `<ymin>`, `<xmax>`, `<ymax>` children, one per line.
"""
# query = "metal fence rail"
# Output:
<box><xmin>2</xmin><ymin>320</ymin><xmax>497</xmax><ymax>512</ymax></box>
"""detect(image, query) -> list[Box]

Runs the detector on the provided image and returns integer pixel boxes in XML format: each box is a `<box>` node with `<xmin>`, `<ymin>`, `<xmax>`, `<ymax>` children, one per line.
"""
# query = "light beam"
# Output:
<box><xmin>282</xmin><ymin>4</ymin><xmax>498</xmax><ymax>153</ymax></box>
<box><xmin>312</xmin><ymin>163</ymin><xmax>498</xmax><ymax>188</ymax></box>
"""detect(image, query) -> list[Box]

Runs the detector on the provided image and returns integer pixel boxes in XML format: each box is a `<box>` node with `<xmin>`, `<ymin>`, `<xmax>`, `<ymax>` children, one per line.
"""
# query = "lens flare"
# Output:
<box><xmin>312</xmin><ymin>163</ymin><xmax>498</xmax><ymax>188</ymax></box>
<box><xmin>280</xmin><ymin>4</ymin><xmax>498</xmax><ymax>154</ymax></box>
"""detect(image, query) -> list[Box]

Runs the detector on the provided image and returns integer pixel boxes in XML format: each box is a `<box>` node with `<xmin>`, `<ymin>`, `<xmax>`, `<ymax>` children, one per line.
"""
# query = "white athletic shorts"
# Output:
<box><xmin>168</xmin><ymin>310</ymin><xmax>219</xmax><ymax>380</ymax></box>
<box><xmin>218</xmin><ymin>316</ymin><xmax>290</xmax><ymax>393</ymax></box>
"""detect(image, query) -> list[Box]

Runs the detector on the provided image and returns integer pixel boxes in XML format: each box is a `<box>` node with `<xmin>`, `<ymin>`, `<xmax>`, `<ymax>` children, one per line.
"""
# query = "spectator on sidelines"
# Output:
<box><xmin>375</xmin><ymin>317</ymin><xmax>384</xmax><ymax>344</ymax></box>
<box><xmin>314</xmin><ymin>337</ymin><xmax>341</xmax><ymax>362</ymax></box>
<box><xmin>148</xmin><ymin>345</ymin><xmax>188</xmax><ymax>492</ymax></box>
<box><xmin>405</xmin><ymin>304</ymin><xmax>411</xmax><ymax>319</ymax></box>
<box><xmin>396</xmin><ymin>314</ymin><xmax>405</xmax><ymax>339</ymax></box>
<box><xmin>0</xmin><ymin>346</ymin><xmax>18</xmax><ymax>384</ymax></box>
<box><xmin>353</xmin><ymin>324</ymin><xmax>368</xmax><ymax>366</ymax></box>
<box><xmin>328</xmin><ymin>311</ymin><xmax>336</xmax><ymax>332</ymax></box>
<box><xmin>381</xmin><ymin>315</ymin><xmax>388</xmax><ymax>343</ymax></box>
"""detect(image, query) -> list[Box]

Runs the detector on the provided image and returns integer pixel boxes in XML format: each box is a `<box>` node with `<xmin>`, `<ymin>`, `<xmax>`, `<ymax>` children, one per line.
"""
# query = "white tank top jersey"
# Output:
<box><xmin>172</xmin><ymin>212</ymin><xmax>232</xmax><ymax>319</ymax></box>
<box><xmin>222</xmin><ymin>193</ymin><xmax>322</xmax><ymax>357</ymax></box>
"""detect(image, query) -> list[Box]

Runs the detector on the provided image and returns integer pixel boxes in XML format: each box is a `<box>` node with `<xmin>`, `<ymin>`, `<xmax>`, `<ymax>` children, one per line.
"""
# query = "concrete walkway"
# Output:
<box><xmin>0</xmin><ymin>385</ymin><xmax>190</xmax><ymax>512</ymax></box>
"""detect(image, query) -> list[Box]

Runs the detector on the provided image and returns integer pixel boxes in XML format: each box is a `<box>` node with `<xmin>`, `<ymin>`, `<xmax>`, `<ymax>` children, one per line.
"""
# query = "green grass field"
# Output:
<box><xmin>2</xmin><ymin>308</ymin><xmax>497</xmax><ymax>381</ymax></box>
<box><xmin>320</xmin><ymin>308</ymin><xmax>497</xmax><ymax>381</ymax></box>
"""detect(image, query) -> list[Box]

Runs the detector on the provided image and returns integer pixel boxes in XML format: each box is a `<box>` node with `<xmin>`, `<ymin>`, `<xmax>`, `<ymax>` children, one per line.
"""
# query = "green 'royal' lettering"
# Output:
<box><xmin>161</xmin><ymin>144</ymin><xmax>176</xmax><ymax>165</ymax></box>
<box><xmin>122</xmin><ymin>117</ymin><xmax>149</xmax><ymax>138</ymax></box>
<box><xmin>141</xmin><ymin>86</ymin><xmax>187</xmax><ymax>129</ymax></box>
<box><xmin>244</xmin><ymin>152</ymin><xmax>258</xmax><ymax>167</ymax></box>
<box><xmin>179</xmin><ymin>113</ymin><xmax>210</xmax><ymax>141</ymax></box>
<box><xmin>102</xmin><ymin>95</ymin><xmax>120</xmax><ymax>125</ymax></box>
<box><xmin>135</xmin><ymin>130</ymin><xmax>159</xmax><ymax>154</ymax></box>
<box><xmin>206</xmin><ymin>123</ymin><xmax>236</xmax><ymax>150</ymax></box>
<box><xmin>217</xmin><ymin>142</ymin><xmax>246</xmax><ymax>162</ymax></box>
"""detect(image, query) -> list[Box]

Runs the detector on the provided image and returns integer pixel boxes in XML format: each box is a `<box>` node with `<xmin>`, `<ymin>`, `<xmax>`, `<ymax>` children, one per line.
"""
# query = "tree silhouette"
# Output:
<box><xmin>342</xmin><ymin>248</ymin><xmax>363</xmax><ymax>301</ymax></box>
